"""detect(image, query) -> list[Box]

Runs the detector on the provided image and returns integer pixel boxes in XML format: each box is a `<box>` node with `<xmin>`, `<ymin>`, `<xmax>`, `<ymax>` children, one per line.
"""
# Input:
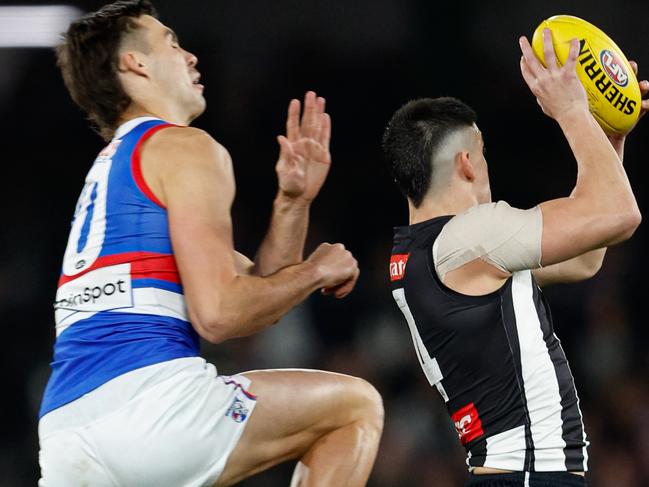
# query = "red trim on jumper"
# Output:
<box><xmin>223</xmin><ymin>379</ymin><xmax>258</xmax><ymax>401</ymax></box>
<box><xmin>131</xmin><ymin>123</ymin><xmax>176</xmax><ymax>209</ymax></box>
<box><xmin>58</xmin><ymin>251</ymin><xmax>180</xmax><ymax>287</ymax></box>
<box><xmin>130</xmin><ymin>255</ymin><xmax>180</xmax><ymax>283</ymax></box>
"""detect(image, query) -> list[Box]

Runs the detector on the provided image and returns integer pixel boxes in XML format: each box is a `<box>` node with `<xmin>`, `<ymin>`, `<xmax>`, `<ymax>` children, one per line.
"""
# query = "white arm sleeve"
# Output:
<box><xmin>433</xmin><ymin>201</ymin><xmax>543</xmax><ymax>281</ymax></box>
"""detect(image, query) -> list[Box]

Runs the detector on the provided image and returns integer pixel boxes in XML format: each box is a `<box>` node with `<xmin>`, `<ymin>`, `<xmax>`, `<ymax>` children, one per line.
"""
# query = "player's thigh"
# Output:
<box><xmin>215</xmin><ymin>368</ymin><xmax>383</xmax><ymax>487</ymax></box>
<box><xmin>39</xmin><ymin>428</ymin><xmax>115</xmax><ymax>487</ymax></box>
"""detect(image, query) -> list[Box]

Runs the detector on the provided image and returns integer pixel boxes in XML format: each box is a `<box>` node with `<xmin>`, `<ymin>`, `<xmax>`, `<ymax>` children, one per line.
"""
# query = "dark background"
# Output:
<box><xmin>1</xmin><ymin>0</ymin><xmax>648</xmax><ymax>485</ymax></box>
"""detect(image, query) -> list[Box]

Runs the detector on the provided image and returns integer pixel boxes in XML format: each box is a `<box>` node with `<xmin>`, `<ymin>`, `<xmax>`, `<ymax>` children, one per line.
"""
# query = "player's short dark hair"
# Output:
<box><xmin>57</xmin><ymin>0</ymin><xmax>158</xmax><ymax>141</ymax></box>
<box><xmin>382</xmin><ymin>97</ymin><xmax>477</xmax><ymax>208</ymax></box>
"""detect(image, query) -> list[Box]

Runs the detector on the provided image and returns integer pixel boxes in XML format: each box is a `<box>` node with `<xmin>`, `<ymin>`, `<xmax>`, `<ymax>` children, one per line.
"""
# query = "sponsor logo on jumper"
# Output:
<box><xmin>55</xmin><ymin>263</ymin><xmax>133</xmax><ymax>313</ymax></box>
<box><xmin>225</xmin><ymin>397</ymin><xmax>249</xmax><ymax>423</ymax></box>
<box><xmin>577</xmin><ymin>40</ymin><xmax>636</xmax><ymax>116</ymax></box>
<box><xmin>55</xmin><ymin>279</ymin><xmax>127</xmax><ymax>309</ymax></box>
<box><xmin>451</xmin><ymin>402</ymin><xmax>484</xmax><ymax>445</ymax></box>
<box><xmin>390</xmin><ymin>254</ymin><xmax>410</xmax><ymax>281</ymax></box>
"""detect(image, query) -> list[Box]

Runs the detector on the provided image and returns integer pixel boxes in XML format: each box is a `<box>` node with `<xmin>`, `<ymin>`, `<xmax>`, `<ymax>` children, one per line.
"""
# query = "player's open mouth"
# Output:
<box><xmin>193</xmin><ymin>75</ymin><xmax>204</xmax><ymax>91</ymax></box>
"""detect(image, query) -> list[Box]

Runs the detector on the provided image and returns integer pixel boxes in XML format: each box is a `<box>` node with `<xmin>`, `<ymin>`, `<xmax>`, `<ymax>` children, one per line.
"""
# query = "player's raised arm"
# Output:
<box><xmin>532</xmin><ymin>57</ymin><xmax>648</xmax><ymax>287</ymax></box>
<box><xmin>519</xmin><ymin>29</ymin><xmax>641</xmax><ymax>268</ymax></box>
<box><xmin>253</xmin><ymin>91</ymin><xmax>332</xmax><ymax>276</ymax></box>
<box><xmin>142</xmin><ymin>126</ymin><xmax>356</xmax><ymax>343</ymax></box>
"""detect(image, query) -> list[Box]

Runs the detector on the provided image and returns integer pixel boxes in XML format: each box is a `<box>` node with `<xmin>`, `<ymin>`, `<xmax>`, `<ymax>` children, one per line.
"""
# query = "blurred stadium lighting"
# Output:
<box><xmin>0</xmin><ymin>6</ymin><xmax>82</xmax><ymax>48</ymax></box>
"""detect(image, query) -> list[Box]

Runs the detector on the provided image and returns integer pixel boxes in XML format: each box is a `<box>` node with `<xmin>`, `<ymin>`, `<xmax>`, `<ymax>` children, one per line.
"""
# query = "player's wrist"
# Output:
<box><xmin>274</xmin><ymin>191</ymin><xmax>312</xmax><ymax>212</ymax></box>
<box><xmin>606</xmin><ymin>134</ymin><xmax>626</xmax><ymax>164</ymax></box>
<box><xmin>554</xmin><ymin>105</ymin><xmax>593</xmax><ymax>129</ymax></box>
<box><xmin>298</xmin><ymin>259</ymin><xmax>327</xmax><ymax>289</ymax></box>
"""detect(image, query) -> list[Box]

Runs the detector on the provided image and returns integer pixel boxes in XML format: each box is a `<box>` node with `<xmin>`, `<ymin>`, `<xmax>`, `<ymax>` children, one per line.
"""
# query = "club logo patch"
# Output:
<box><xmin>451</xmin><ymin>402</ymin><xmax>484</xmax><ymax>445</ymax></box>
<box><xmin>225</xmin><ymin>397</ymin><xmax>249</xmax><ymax>423</ymax></box>
<box><xmin>600</xmin><ymin>49</ymin><xmax>629</xmax><ymax>87</ymax></box>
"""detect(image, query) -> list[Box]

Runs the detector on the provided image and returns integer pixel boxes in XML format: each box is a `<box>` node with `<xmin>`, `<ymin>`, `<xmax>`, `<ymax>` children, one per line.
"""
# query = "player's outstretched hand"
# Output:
<box><xmin>306</xmin><ymin>242</ymin><xmax>360</xmax><ymax>299</ymax></box>
<box><xmin>275</xmin><ymin>91</ymin><xmax>331</xmax><ymax>203</ymax></box>
<box><xmin>519</xmin><ymin>28</ymin><xmax>589</xmax><ymax>122</ymax></box>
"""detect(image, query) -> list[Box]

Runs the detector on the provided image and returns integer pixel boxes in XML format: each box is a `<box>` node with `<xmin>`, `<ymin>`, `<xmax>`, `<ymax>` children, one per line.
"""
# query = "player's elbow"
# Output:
<box><xmin>189</xmin><ymin>306</ymin><xmax>238</xmax><ymax>344</ymax></box>
<box><xmin>190</xmin><ymin>304</ymin><xmax>268</xmax><ymax>344</ymax></box>
<box><xmin>191</xmin><ymin>320</ymin><xmax>226</xmax><ymax>344</ymax></box>
<box><xmin>624</xmin><ymin>207</ymin><xmax>642</xmax><ymax>236</ymax></box>
<box><xmin>578</xmin><ymin>258</ymin><xmax>603</xmax><ymax>281</ymax></box>
<box><xmin>614</xmin><ymin>206</ymin><xmax>642</xmax><ymax>243</ymax></box>
<box><xmin>198</xmin><ymin>324</ymin><xmax>230</xmax><ymax>344</ymax></box>
<box><xmin>596</xmin><ymin>197</ymin><xmax>642</xmax><ymax>245</ymax></box>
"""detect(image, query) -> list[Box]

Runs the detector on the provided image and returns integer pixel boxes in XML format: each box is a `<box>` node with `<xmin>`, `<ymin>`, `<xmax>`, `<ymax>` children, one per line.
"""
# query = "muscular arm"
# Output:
<box><xmin>141</xmin><ymin>127</ymin><xmax>353</xmax><ymax>343</ymax></box>
<box><xmin>536</xmin><ymin>111</ymin><xmax>639</xmax><ymax>263</ymax></box>
<box><xmin>531</xmin><ymin>249</ymin><xmax>605</xmax><ymax>287</ymax></box>
<box><xmin>537</xmin><ymin>63</ymin><xmax>648</xmax><ymax>285</ymax></box>
<box><xmin>531</xmin><ymin>122</ymin><xmax>627</xmax><ymax>287</ymax></box>
<box><xmin>253</xmin><ymin>196</ymin><xmax>309</xmax><ymax>276</ymax></box>
<box><xmin>446</xmin><ymin>36</ymin><xmax>641</xmax><ymax>295</ymax></box>
<box><xmin>520</xmin><ymin>34</ymin><xmax>640</xmax><ymax>269</ymax></box>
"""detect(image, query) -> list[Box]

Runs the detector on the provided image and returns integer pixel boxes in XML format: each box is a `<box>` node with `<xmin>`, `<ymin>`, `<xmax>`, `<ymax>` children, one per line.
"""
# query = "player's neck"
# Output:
<box><xmin>408</xmin><ymin>191</ymin><xmax>480</xmax><ymax>225</ymax></box>
<box><xmin>118</xmin><ymin>103</ymin><xmax>191</xmax><ymax>128</ymax></box>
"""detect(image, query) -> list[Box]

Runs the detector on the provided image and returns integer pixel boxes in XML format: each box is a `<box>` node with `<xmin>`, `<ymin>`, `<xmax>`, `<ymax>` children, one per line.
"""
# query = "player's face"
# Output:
<box><xmin>471</xmin><ymin>127</ymin><xmax>491</xmax><ymax>204</ymax></box>
<box><xmin>138</xmin><ymin>15</ymin><xmax>206</xmax><ymax>121</ymax></box>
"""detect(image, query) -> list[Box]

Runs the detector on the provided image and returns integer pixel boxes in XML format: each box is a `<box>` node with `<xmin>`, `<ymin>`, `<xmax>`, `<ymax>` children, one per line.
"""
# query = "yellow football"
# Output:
<box><xmin>532</xmin><ymin>15</ymin><xmax>641</xmax><ymax>135</ymax></box>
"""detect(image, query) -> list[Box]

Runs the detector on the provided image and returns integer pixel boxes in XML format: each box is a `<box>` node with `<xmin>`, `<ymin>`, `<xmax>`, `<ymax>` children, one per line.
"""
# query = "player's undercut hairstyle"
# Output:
<box><xmin>382</xmin><ymin>97</ymin><xmax>477</xmax><ymax>208</ymax></box>
<box><xmin>57</xmin><ymin>0</ymin><xmax>158</xmax><ymax>141</ymax></box>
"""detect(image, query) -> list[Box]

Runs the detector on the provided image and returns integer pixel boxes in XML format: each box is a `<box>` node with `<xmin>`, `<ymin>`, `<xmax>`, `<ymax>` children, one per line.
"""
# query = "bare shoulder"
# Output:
<box><xmin>139</xmin><ymin>126</ymin><xmax>235</xmax><ymax>207</ymax></box>
<box><xmin>143</xmin><ymin>126</ymin><xmax>232</xmax><ymax>170</ymax></box>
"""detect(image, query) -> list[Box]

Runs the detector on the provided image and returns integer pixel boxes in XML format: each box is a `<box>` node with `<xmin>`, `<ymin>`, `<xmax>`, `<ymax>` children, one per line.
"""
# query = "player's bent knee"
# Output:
<box><xmin>348</xmin><ymin>379</ymin><xmax>384</xmax><ymax>453</ymax></box>
<box><xmin>347</xmin><ymin>378</ymin><xmax>385</xmax><ymax>432</ymax></box>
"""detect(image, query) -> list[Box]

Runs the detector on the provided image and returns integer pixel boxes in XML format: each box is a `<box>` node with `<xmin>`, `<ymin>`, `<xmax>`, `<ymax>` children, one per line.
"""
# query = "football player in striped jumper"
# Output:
<box><xmin>383</xmin><ymin>29</ymin><xmax>647</xmax><ymax>487</ymax></box>
<box><xmin>38</xmin><ymin>1</ymin><xmax>383</xmax><ymax>486</ymax></box>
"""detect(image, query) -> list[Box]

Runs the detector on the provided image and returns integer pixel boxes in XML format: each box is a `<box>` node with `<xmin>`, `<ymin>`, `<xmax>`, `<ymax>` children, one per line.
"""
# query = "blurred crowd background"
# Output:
<box><xmin>1</xmin><ymin>0</ymin><xmax>648</xmax><ymax>485</ymax></box>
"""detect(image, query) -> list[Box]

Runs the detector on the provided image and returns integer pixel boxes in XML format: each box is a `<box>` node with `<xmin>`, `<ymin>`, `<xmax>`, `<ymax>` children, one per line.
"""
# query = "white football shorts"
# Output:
<box><xmin>38</xmin><ymin>357</ymin><xmax>257</xmax><ymax>487</ymax></box>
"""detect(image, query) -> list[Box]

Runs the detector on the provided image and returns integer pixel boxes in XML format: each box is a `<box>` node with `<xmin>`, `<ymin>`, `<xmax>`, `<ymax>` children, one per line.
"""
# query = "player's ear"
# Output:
<box><xmin>118</xmin><ymin>51</ymin><xmax>148</xmax><ymax>77</ymax></box>
<box><xmin>457</xmin><ymin>151</ymin><xmax>475</xmax><ymax>182</ymax></box>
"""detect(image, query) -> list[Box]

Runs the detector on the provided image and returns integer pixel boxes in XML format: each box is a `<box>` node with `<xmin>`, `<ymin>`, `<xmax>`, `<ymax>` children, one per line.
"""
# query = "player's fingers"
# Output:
<box><xmin>276</xmin><ymin>135</ymin><xmax>295</xmax><ymax>160</ymax></box>
<box><xmin>301</xmin><ymin>91</ymin><xmax>317</xmax><ymax>138</ymax></box>
<box><xmin>321</xmin><ymin>285</ymin><xmax>338</xmax><ymax>296</ymax></box>
<box><xmin>322</xmin><ymin>274</ymin><xmax>356</xmax><ymax>298</ymax></box>
<box><xmin>520</xmin><ymin>56</ymin><xmax>538</xmax><ymax>93</ymax></box>
<box><xmin>312</xmin><ymin>96</ymin><xmax>325</xmax><ymax>140</ymax></box>
<box><xmin>286</xmin><ymin>99</ymin><xmax>300</xmax><ymax>142</ymax></box>
<box><xmin>542</xmin><ymin>28</ymin><xmax>558</xmax><ymax>70</ymax></box>
<box><xmin>519</xmin><ymin>36</ymin><xmax>544</xmax><ymax>78</ymax></box>
<box><xmin>333</xmin><ymin>285</ymin><xmax>352</xmax><ymax>299</ymax></box>
<box><xmin>319</xmin><ymin>113</ymin><xmax>331</xmax><ymax>150</ymax></box>
<box><xmin>633</xmin><ymin>72</ymin><xmax>648</xmax><ymax>119</ymax></box>
<box><xmin>641</xmin><ymin>98</ymin><xmax>649</xmax><ymax>113</ymax></box>
<box><xmin>563</xmin><ymin>38</ymin><xmax>580</xmax><ymax>72</ymax></box>
<box><xmin>335</xmin><ymin>269</ymin><xmax>360</xmax><ymax>299</ymax></box>
<box><xmin>317</xmin><ymin>96</ymin><xmax>326</xmax><ymax>115</ymax></box>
